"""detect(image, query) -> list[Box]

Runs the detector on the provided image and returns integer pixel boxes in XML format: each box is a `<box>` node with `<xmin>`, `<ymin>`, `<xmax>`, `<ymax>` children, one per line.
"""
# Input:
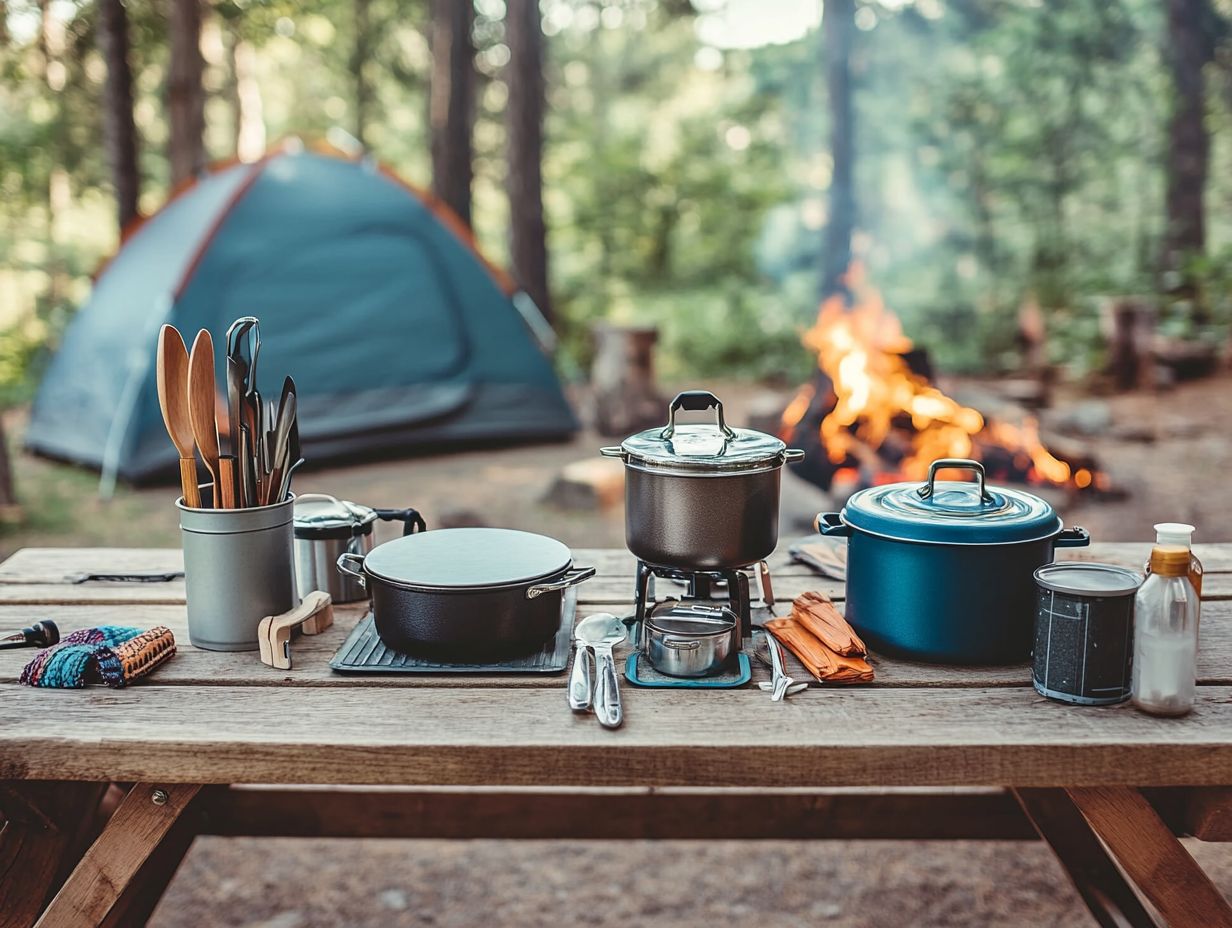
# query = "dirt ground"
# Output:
<box><xmin>5</xmin><ymin>374</ymin><xmax>1232</xmax><ymax>926</ymax></box>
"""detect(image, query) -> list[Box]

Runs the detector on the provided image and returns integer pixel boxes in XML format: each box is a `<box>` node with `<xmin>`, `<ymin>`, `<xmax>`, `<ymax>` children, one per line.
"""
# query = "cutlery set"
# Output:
<box><xmin>157</xmin><ymin>317</ymin><xmax>300</xmax><ymax>509</ymax></box>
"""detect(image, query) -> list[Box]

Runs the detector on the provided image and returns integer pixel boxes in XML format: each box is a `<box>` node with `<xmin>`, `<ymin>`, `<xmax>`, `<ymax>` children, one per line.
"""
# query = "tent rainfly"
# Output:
<box><xmin>25</xmin><ymin>147</ymin><xmax>577</xmax><ymax>486</ymax></box>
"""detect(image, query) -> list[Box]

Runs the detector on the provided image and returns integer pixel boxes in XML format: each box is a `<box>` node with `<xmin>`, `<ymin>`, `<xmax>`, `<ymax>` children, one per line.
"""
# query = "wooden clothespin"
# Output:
<box><xmin>257</xmin><ymin>591</ymin><xmax>334</xmax><ymax>670</ymax></box>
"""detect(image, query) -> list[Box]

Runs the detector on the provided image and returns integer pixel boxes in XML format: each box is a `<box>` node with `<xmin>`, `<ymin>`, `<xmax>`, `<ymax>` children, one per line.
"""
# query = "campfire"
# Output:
<box><xmin>781</xmin><ymin>266</ymin><xmax>1110</xmax><ymax>496</ymax></box>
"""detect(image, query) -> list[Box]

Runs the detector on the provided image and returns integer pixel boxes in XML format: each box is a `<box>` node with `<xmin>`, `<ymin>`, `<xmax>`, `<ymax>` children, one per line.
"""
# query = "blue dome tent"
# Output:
<box><xmin>25</xmin><ymin>146</ymin><xmax>576</xmax><ymax>486</ymax></box>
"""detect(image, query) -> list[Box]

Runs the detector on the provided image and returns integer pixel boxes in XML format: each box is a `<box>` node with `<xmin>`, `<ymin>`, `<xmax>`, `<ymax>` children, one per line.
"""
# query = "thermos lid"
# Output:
<box><xmin>1034</xmin><ymin>562</ymin><xmax>1142</xmax><ymax>597</ymax></box>
<box><xmin>293</xmin><ymin>493</ymin><xmax>378</xmax><ymax>540</ymax></box>
<box><xmin>841</xmin><ymin>458</ymin><xmax>1063</xmax><ymax>544</ymax></box>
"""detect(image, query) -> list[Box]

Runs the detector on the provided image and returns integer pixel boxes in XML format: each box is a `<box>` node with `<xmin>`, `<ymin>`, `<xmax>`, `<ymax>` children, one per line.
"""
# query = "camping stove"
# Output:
<box><xmin>630</xmin><ymin>560</ymin><xmax>774</xmax><ymax>670</ymax></box>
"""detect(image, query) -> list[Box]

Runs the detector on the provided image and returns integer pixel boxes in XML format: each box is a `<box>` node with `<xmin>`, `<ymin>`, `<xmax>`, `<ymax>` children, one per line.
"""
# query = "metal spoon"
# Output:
<box><xmin>574</xmin><ymin>613</ymin><xmax>626</xmax><ymax>729</ymax></box>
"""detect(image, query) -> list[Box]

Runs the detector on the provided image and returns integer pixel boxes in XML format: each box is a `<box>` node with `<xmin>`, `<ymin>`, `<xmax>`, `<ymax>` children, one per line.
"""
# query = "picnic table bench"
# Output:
<box><xmin>2</xmin><ymin>542</ymin><xmax>1232</xmax><ymax>928</ymax></box>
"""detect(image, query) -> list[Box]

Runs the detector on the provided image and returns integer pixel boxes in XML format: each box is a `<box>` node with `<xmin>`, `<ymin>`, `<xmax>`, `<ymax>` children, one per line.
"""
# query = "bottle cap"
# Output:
<box><xmin>1150</xmin><ymin>545</ymin><xmax>1191</xmax><ymax>577</ymax></box>
<box><xmin>1154</xmin><ymin>523</ymin><xmax>1195</xmax><ymax>547</ymax></box>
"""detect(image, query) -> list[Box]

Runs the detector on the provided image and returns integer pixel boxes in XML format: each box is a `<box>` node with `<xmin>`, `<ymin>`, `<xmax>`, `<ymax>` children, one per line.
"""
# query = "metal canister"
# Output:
<box><xmin>293</xmin><ymin>494</ymin><xmax>424</xmax><ymax>603</ymax></box>
<box><xmin>643</xmin><ymin>601</ymin><xmax>738</xmax><ymax>677</ymax></box>
<box><xmin>1032</xmin><ymin>563</ymin><xmax>1143</xmax><ymax>706</ymax></box>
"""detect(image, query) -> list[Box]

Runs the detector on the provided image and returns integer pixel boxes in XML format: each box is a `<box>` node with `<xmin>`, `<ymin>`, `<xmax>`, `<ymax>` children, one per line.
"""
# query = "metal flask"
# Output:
<box><xmin>293</xmin><ymin>494</ymin><xmax>424</xmax><ymax>603</ymax></box>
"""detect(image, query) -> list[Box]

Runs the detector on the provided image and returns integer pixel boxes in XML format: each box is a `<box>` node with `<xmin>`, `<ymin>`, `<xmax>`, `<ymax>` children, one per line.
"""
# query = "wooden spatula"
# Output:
<box><xmin>157</xmin><ymin>325</ymin><xmax>201</xmax><ymax>508</ymax></box>
<box><xmin>187</xmin><ymin>329</ymin><xmax>231</xmax><ymax>508</ymax></box>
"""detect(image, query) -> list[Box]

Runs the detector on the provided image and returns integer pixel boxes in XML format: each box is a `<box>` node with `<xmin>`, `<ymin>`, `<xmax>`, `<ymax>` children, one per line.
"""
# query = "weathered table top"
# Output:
<box><xmin>0</xmin><ymin>543</ymin><xmax>1228</xmax><ymax>788</ymax></box>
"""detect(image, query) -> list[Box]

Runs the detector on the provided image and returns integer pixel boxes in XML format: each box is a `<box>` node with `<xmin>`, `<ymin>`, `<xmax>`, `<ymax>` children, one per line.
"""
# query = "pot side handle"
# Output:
<box><xmin>1055</xmin><ymin>526</ymin><xmax>1091</xmax><ymax>548</ymax></box>
<box><xmin>374</xmin><ymin>507</ymin><xmax>427</xmax><ymax>536</ymax></box>
<box><xmin>599</xmin><ymin>446</ymin><xmax>626</xmax><ymax>459</ymax></box>
<box><xmin>336</xmin><ymin>552</ymin><xmax>368</xmax><ymax>588</ymax></box>
<box><xmin>526</xmin><ymin>565</ymin><xmax>598</xmax><ymax>600</ymax></box>
<box><xmin>814</xmin><ymin>512</ymin><xmax>851</xmax><ymax>537</ymax></box>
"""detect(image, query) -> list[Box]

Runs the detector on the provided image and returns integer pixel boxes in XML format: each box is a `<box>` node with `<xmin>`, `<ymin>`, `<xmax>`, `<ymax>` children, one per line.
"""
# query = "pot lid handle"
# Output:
<box><xmin>917</xmin><ymin>458</ymin><xmax>995</xmax><ymax>504</ymax></box>
<box><xmin>660</xmin><ymin>391</ymin><xmax>736</xmax><ymax>441</ymax></box>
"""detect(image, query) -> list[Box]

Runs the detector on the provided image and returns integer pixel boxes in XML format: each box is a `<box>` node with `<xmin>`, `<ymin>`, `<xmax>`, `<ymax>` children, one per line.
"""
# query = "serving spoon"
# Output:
<box><xmin>156</xmin><ymin>325</ymin><xmax>201</xmax><ymax>508</ymax></box>
<box><xmin>187</xmin><ymin>330</ymin><xmax>227</xmax><ymax>507</ymax></box>
<box><xmin>574</xmin><ymin>613</ymin><xmax>626</xmax><ymax>729</ymax></box>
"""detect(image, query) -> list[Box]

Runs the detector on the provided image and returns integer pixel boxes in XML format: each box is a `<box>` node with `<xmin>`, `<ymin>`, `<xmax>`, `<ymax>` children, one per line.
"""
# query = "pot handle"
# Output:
<box><xmin>374</xmin><ymin>507</ymin><xmax>427</xmax><ymax>537</ymax></box>
<box><xmin>785</xmin><ymin>449</ymin><xmax>805</xmax><ymax>463</ymax></box>
<box><xmin>599</xmin><ymin>446</ymin><xmax>626</xmax><ymax>458</ymax></box>
<box><xmin>918</xmin><ymin>458</ymin><xmax>994</xmax><ymax>504</ymax></box>
<box><xmin>814</xmin><ymin>512</ymin><xmax>851</xmax><ymax>537</ymax></box>
<box><xmin>336</xmin><ymin>552</ymin><xmax>368</xmax><ymax>589</ymax></box>
<box><xmin>660</xmin><ymin>391</ymin><xmax>736</xmax><ymax>441</ymax></box>
<box><xmin>1055</xmin><ymin>526</ymin><xmax>1091</xmax><ymax>548</ymax></box>
<box><xmin>526</xmin><ymin>565</ymin><xmax>597</xmax><ymax>600</ymax></box>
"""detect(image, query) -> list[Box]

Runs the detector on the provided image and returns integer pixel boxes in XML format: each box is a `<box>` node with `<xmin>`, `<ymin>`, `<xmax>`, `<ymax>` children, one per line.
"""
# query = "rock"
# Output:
<box><xmin>1044</xmin><ymin>400</ymin><xmax>1113</xmax><ymax>438</ymax></box>
<box><xmin>542</xmin><ymin>458</ymin><xmax>625</xmax><ymax>511</ymax></box>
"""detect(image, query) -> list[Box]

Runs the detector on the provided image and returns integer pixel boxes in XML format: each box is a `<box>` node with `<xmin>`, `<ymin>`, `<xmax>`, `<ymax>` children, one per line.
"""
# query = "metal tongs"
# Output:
<box><xmin>757</xmin><ymin>630</ymin><xmax>808</xmax><ymax>701</ymax></box>
<box><xmin>225</xmin><ymin>317</ymin><xmax>261</xmax><ymax>508</ymax></box>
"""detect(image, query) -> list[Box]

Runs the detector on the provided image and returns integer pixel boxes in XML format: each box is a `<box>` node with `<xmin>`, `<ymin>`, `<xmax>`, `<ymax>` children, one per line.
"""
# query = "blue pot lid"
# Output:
<box><xmin>842</xmin><ymin>478</ymin><xmax>1062</xmax><ymax>544</ymax></box>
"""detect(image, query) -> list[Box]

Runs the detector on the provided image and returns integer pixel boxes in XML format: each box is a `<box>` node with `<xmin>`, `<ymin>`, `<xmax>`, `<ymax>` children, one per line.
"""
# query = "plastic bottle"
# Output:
<box><xmin>1132</xmin><ymin>544</ymin><xmax>1200</xmax><ymax>717</ymax></box>
<box><xmin>1145</xmin><ymin>523</ymin><xmax>1203</xmax><ymax>596</ymax></box>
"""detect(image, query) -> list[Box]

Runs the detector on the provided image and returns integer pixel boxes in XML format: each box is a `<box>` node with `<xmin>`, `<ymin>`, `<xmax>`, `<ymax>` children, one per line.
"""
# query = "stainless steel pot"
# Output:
<box><xmin>601</xmin><ymin>391</ymin><xmax>804</xmax><ymax>569</ymax></box>
<box><xmin>336</xmin><ymin>527</ymin><xmax>595</xmax><ymax>658</ymax></box>
<box><xmin>644</xmin><ymin>601</ymin><xmax>738</xmax><ymax>677</ymax></box>
<box><xmin>293</xmin><ymin>494</ymin><xmax>424</xmax><ymax>603</ymax></box>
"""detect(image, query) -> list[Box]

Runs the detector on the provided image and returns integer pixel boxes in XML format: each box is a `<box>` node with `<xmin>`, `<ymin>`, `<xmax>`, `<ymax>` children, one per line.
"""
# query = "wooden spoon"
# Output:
<box><xmin>187</xmin><ymin>329</ymin><xmax>231</xmax><ymax>508</ymax></box>
<box><xmin>156</xmin><ymin>324</ymin><xmax>201</xmax><ymax>508</ymax></box>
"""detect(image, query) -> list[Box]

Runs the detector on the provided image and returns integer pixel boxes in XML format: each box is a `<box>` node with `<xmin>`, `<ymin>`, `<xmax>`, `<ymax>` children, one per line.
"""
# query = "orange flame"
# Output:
<box><xmin>783</xmin><ymin>266</ymin><xmax>1075</xmax><ymax>486</ymax></box>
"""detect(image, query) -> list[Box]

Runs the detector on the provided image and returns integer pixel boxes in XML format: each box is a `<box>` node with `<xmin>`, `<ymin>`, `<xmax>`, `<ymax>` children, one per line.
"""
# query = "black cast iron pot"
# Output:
<box><xmin>337</xmin><ymin>528</ymin><xmax>594</xmax><ymax>659</ymax></box>
<box><xmin>816</xmin><ymin>458</ymin><xmax>1090</xmax><ymax>664</ymax></box>
<box><xmin>601</xmin><ymin>391</ymin><xmax>804</xmax><ymax>569</ymax></box>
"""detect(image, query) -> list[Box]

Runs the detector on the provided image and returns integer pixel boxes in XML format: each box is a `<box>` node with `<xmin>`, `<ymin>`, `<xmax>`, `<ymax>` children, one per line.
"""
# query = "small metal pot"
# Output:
<box><xmin>602</xmin><ymin>391</ymin><xmax>804</xmax><ymax>569</ymax></box>
<box><xmin>337</xmin><ymin>527</ymin><xmax>595</xmax><ymax>658</ymax></box>
<box><xmin>817</xmin><ymin>458</ymin><xmax>1091</xmax><ymax>664</ymax></box>
<box><xmin>294</xmin><ymin>494</ymin><xmax>425</xmax><ymax>603</ymax></box>
<box><xmin>644</xmin><ymin>602</ymin><xmax>738</xmax><ymax>677</ymax></box>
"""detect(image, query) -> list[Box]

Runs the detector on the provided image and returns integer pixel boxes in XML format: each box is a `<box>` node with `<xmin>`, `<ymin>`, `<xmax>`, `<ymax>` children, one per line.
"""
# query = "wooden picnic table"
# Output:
<box><xmin>1</xmin><ymin>542</ymin><xmax>1231</xmax><ymax>928</ymax></box>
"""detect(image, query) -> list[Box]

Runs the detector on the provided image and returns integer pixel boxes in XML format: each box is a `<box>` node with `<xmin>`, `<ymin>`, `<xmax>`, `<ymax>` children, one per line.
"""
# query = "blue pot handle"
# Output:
<box><xmin>1055</xmin><ymin>526</ymin><xmax>1091</xmax><ymax>548</ymax></box>
<box><xmin>814</xmin><ymin>512</ymin><xmax>851</xmax><ymax>537</ymax></box>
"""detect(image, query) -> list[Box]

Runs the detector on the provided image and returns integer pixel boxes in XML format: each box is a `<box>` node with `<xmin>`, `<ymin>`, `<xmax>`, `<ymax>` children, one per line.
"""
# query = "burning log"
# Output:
<box><xmin>781</xmin><ymin>266</ymin><xmax>1115</xmax><ymax>499</ymax></box>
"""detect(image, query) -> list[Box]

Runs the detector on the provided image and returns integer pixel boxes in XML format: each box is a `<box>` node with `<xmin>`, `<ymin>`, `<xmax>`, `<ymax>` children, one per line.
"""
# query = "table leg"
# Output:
<box><xmin>1068</xmin><ymin>787</ymin><xmax>1232</xmax><ymax>928</ymax></box>
<box><xmin>0</xmin><ymin>780</ymin><xmax>110</xmax><ymax>928</ymax></box>
<box><xmin>32</xmin><ymin>782</ymin><xmax>202</xmax><ymax>928</ymax></box>
<box><xmin>1013</xmin><ymin>788</ymin><xmax>1159</xmax><ymax>928</ymax></box>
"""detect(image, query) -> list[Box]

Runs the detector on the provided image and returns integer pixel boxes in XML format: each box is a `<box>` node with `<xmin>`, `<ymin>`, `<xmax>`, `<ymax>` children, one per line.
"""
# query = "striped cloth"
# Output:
<box><xmin>20</xmin><ymin>625</ymin><xmax>176</xmax><ymax>688</ymax></box>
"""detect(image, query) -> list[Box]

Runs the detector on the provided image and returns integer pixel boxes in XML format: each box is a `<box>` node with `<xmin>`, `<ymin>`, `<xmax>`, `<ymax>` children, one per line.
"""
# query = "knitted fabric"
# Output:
<box><xmin>20</xmin><ymin>625</ymin><xmax>176</xmax><ymax>688</ymax></box>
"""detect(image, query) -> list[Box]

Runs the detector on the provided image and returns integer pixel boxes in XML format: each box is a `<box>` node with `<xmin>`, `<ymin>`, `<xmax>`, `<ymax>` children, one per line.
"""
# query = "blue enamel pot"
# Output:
<box><xmin>815</xmin><ymin>458</ymin><xmax>1090</xmax><ymax>664</ymax></box>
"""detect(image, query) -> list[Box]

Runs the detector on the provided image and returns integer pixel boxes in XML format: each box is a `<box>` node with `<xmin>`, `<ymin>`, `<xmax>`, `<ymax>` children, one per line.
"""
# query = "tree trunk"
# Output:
<box><xmin>429</xmin><ymin>0</ymin><xmax>474</xmax><ymax>226</ymax></box>
<box><xmin>98</xmin><ymin>0</ymin><xmax>141</xmax><ymax>230</ymax></box>
<box><xmin>0</xmin><ymin>1</ymin><xmax>9</xmax><ymax>47</ymax></box>
<box><xmin>167</xmin><ymin>0</ymin><xmax>206</xmax><ymax>186</ymax></box>
<box><xmin>1163</xmin><ymin>0</ymin><xmax>1214</xmax><ymax>276</ymax></box>
<box><xmin>821</xmin><ymin>0</ymin><xmax>855</xmax><ymax>299</ymax></box>
<box><xmin>505</xmin><ymin>0</ymin><xmax>552</xmax><ymax>324</ymax></box>
<box><xmin>352</xmin><ymin>0</ymin><xmax>372</xmax><ymax>147</ymax></box>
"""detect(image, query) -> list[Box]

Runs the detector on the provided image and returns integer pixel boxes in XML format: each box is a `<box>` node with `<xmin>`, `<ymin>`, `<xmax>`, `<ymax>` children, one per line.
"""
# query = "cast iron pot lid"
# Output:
<box><xmin>841</xmin><ymin>459</ymin><xmax>1062</xmax><ymax>545</ymax></box>
<box><xmin>362</xmin><ymin>528</ymin><xmax>573</xmax><ymax>590</ymax></box>
<box><xmin>1034</xmin><ymin>563</ymin><xmax>1143</xmax><ymax>597</ymax></box>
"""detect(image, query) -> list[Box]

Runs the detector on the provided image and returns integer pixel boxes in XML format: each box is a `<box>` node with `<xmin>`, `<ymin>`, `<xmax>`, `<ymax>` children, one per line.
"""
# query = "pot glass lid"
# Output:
<box><xmin>293</xmin><ymin>493</ymin><xmax>377</xmax><ymax>535</ymax></box>
<box><xmin>842</xmin><ymin>461</ymin><xmax>1062</xmax><ymax>544</ymax></box>
<box><xmin>362</xmin><ymin>528</ymin><xmax>573</xmax><ymax>589</ymax></box>
<box><xmin>620</xmin><ymin>390</ymin><xmax>789</xmax><ymax>472</ymax></box>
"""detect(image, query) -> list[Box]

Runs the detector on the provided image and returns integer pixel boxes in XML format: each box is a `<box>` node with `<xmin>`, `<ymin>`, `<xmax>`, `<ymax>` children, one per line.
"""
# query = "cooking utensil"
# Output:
<box><xmin>266</xmin><ymin>378</ymin><xmax>297</xmax><ymax>505</ymax></box>
<box><xmin>276</xmin><ymin>415</ymin><xmax>302</xmax><ymax>503</ymax></box>
<box><xmin>0</xmin><ymin>620</ymin><xmax>59</xmax><ymax>650</ymax></box>
<box><xmin>225</xmin><ymin>317</ymin><xmax>259</xmax><ymax>507</ymax></box>
<box><xmin>187</xmin><ymin>329</ymin><xmax>228</xmax><ymax>507</ymax></box>
<box><xmin>156</xmin><ymin>325</ymin><xmax>202</xmax><ymax>508</ymax></box>
<box><xmin>817</xmin><ymin>458</ymin><xmax>1091</xmax><ymax>664</ymax></box>
<box><xmin>1033</xmin><ymin>563</ymin><xmax>1142</xmax><ymax>706</ymax></box>
<box><xmin>643</xmin><ymin>601</ymin><xmax>738</xmax><ymax>678</ymax></box>
<box><xmin>763</xmin><ymin>628</ymin><xmax>796</xmax><ymax>701</ymax></box>
<box><xmin>568</xmin><ymin>638</ymin><xmax>592</xmax><ymax>711</ymax></box>
<box><xmin>601</xmin><ymin>391</ymin><xmax>804</xmax><ymax>569</ymax></box>
<box><xmin>336</xmin><ymin>528</ymin><xmax>595</xmax><ymax>659</ymax></box>
<box><xmin>574</xmin><ymin>612</ymin><xmax>625</xmax><ymax>728</ymax></box>
<box><xmin>293</xmin><ymin>493</ymin><xmax>424</xmax><ymax>603</ymax></box>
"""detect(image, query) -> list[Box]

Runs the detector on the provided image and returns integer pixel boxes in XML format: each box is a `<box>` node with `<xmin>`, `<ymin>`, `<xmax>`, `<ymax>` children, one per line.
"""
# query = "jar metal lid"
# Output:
<box><xmin>1033</xmin><ymin>562</ymin><xmax>1143</xmax><ymax>597</ymax></box>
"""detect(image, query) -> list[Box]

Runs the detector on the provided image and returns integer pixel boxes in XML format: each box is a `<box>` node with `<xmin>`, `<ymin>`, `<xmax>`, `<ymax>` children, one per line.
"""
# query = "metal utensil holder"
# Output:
<box><xmin>178</xmin><ymin>488</ymin><xmax>297</xmax><ymax>651</ymax></box>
